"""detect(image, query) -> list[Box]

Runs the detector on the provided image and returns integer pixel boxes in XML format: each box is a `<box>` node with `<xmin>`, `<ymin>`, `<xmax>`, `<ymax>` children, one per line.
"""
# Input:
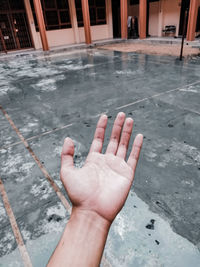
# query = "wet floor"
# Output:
<box><xmin>0</xmin><ymin>49</ymin><xmax>200</xmax><ymax>267</ymax></box>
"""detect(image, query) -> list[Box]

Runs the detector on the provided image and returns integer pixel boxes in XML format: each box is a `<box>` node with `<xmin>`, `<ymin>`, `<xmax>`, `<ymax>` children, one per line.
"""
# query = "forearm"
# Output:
<box><xmin>47</xmin><ymin>207</ymin><xmax>111</xmax><ymax>267</ymax></box>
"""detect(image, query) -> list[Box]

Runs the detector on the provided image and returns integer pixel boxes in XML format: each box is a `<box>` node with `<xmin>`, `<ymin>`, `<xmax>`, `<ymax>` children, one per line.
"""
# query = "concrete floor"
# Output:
<box><xmin>0</xmin><ymin>49</ymin><xmax>200</xmax><ymax>267</ymax></box>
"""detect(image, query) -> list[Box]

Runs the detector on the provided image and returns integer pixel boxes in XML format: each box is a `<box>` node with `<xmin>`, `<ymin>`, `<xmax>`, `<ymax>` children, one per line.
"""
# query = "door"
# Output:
<box><xmin>112</xmin><ymin>0</ymin><xmax>121</xmax><ymax>38</ymax></box>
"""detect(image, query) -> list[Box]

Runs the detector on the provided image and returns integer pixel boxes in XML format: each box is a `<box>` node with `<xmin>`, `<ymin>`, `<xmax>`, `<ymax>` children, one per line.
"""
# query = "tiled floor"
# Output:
<box><xmin>0</xmin><ymin>49</ymin><xmax>200</xmax><ymax>266</ymax></box>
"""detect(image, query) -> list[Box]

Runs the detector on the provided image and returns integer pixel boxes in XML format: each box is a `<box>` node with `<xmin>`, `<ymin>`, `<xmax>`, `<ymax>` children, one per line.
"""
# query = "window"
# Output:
<box><xmin>9</xmin><ymin>0</ymin><xmax>25</xmax><ymax>9</ymax></box>
<box><xmin>0</xmin><ymin>0</ymin><xmax>9</xmax><ymax>11</ymax></box>
<box><xmin>130</xmin><ymin>0</ymin><xmax>139</xmax><ymax>5</ymax></box>
<box><xmin>30</xmin><ymin>0</ymin><xmax>71</xmax><ymax>31</ymax></box>
<box><xmin>43</xmin><ymin>0</ymin><xmax>55</xmax><ymax>9</ymax></box>
<box><xmin>196</xmin><ymin>7</ymin><xmax>200</xmax><ymax>32</ymax></box>
<box><xmin>0</xmin><ymin>0</ymin><xmax>25</xmax><ymax>10</ymax></box>
<box><xmin>130</xmin><ymin>0</ymin><xmax>159</xmax><ymax>5</ymax></box>
<box><xmin>75</xmin><ymin>0</ymin><xmax>106</xmax><ymax>27</ymax></box>
<box><xmin>89</xmin><ymin>0</ymin><xmax>106</xmax><ymax>26</ymax></box>
<box><xmin>75</xmin><ymin>0</ymin><xmax>83</xmax><ymax>27</ymax></box>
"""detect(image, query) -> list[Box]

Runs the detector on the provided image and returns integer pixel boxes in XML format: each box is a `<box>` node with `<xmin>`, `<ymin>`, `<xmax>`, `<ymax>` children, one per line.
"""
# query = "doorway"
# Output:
<box><xmin>146</xmin><ymin>0</ymin><xmax>149</xmax><ymax>36</ymax></box>
<box><xmin>0</xmin><ymin>0</ymin><xmax>33</xmax><ymax>52</ymax></box>
<box><xmin>112</xmin><ymin>0</ymin><xmax>121</xmax><ymax>38</ymax></box>
<box><xmin>178</xmin><ymin>0</ymin><xmax>190</xmax><ymax>36</ymax></box>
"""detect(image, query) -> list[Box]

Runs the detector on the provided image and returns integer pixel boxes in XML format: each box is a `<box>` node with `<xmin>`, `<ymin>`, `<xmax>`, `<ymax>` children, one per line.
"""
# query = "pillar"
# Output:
<box><xmin>139</xmin><ymin>0</ymin><xmax>147</xmax><ymax>39</ymax></box>
<box><xmin>33</xmin><ymin>0</ymin><xmax>49</xmax><ymax>51</ymax></box>
<box><xmin>68</xmin><ymin>0</ymin><xmax>80</xmax><ymax>43</ymax></box>
<box><xmin>81</xmin><ymin>0</ymin><xmax>92</xmax><ymax>44</ymax></box>
<box><xmin>186</xmin><ymin>0</ymin><xmax>198</xmax><ymax>41</ymax></box>
<box><xmin>106</xmin><ymin>0</ymin><xmax>113</xmax><ymax>38</ymax></box>
<box><xmin>24</xmin><ymin>0</ymin><xmax>41</xmax><ymax>49</ymax></box>
<box><xmin>158</xmin><ymin>0</ymin><xmax>164</xmax><ymax>37</ymax></box>
<box><xmin>121</xmin><ymin>0</ymin><xmax>128</xmax><ymax>39</ymax></box>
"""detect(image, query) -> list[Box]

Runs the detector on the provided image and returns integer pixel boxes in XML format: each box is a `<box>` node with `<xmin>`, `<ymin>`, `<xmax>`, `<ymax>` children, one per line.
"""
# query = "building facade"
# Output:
<box><xmin>0</xmin><ymin>0</ymin><xmax>199</xmax><ymax>53</ymax></box>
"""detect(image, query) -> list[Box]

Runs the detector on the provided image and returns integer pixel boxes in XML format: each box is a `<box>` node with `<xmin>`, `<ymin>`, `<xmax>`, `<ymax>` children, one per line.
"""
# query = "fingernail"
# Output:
<box><xmin>118</xmin><ymin>112</ymin><xmax>125</xmax><ymax>118</ymax></box>
<box><xmin>126</xmin><ymin>118</ymin><xmax>133</xmax><ymax>125</ymax></box>
<box><xmin>137</xmin><ymin>134</ymin><xmax>143</xmax><ymax>142</ymax></box>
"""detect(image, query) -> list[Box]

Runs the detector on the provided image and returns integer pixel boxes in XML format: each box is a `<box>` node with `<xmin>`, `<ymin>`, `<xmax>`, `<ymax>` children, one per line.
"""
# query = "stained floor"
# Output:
<box><xmin>0</xmin><ymin>49</ymin><xmax>200</xmax><ymax>267</ymax></box>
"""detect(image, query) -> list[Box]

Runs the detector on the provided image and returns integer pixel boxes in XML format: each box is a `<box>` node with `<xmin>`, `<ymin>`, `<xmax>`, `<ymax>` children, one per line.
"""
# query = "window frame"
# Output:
<box><xmin>30</xmin><ymin>0</ymin><xmax>72</xmax><ymax>31</ymax></box>
<box><xmin>89</xmin><ymin>0</ymin><xmax>106</xmax><ymax>26</ymax></box>
<box><xmin>75</xmin><ymin>0</ymin><xmax>106</xmax><ymax>27</ymax></box>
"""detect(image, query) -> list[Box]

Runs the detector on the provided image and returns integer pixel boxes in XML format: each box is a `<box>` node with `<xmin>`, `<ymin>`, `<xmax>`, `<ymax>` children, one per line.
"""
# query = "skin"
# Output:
<box><xmin>47</xmin><ymin>112</ymin><xmax>143</xmax><ymax>267</ymax></box>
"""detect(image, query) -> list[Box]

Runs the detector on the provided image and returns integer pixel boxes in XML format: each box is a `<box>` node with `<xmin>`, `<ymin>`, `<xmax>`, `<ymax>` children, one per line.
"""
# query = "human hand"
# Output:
<box><xmin>60</xmin><ymin>112</ymin><xmax>143</xmax><ymax>224</ymax></box>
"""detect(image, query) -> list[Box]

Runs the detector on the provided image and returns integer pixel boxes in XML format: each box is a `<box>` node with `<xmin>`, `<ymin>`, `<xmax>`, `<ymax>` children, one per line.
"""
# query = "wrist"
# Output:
<box><xmin>48</xmin><ymin>207</ymin><xmax>111</xmax><ymax>267</ymax></box>
<box><xmin>69</xmin><ymin>207</ymin><xmax>112</xmax><ymax>233</ymax></box>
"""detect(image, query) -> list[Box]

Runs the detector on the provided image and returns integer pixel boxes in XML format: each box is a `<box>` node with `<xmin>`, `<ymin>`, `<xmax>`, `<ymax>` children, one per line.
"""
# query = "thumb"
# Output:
<box><xmin>61</xmin><ymin>137</ymin><xmax>75</xmax><ymax>169</ymax></box>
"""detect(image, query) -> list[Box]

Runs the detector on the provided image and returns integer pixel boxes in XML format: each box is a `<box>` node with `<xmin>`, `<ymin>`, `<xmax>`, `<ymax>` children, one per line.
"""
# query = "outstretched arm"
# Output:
<box><xmin>47</xmin><ymin>112</ymin><xmax>143</xmax><ymax>267</ymax></box>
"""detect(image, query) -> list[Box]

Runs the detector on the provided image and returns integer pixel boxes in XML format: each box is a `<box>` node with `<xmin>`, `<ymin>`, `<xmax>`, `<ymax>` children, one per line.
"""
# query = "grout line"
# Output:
<box><xmin>188</xmin><ymin>110</ymin><xmax>200</xmax><ymax>116</ymax></box>
<box><xmin>0</xmin><ymin>105</ymin><xmax>72</xmax><ymax>214</ymax></box>
<box><xmin>115</xmin><ymin>89</ymin><xmax>178</xmax><ymax>110</ymax></box>
<box><xmin>0</xmin><ymin>123</ymin><xmax>73</xmax><ymax>151</ymax></box>
<box><xmin>25</xmin><ymin>123</ymin><xmax>73</xmax><ymax>141</ymax></box>
<box><xmin>0</xmin><ymin>178</ymin><xmax>33</xmax><ymax>267</ymax></box>
<box><xmin>0</xmin><ymin>140</ymin><xmax>23</xmax><ymax>150</ymax></box>
<box><xmin>115</xmin><ymin>80</ymin><xmax>200</xmax><ymax>110</ymax></box>
<box><xmin>181</xmin><ymin>108</ymin><xmax>200</xmax><ymax>116</ymax></box>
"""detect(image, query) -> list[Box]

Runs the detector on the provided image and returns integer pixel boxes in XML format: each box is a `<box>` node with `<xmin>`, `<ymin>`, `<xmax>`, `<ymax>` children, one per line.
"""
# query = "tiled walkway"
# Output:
<box><xmin>0</xmin><ymin>49</ymin><xmax>200</xmax><ymax>266</ymax></box>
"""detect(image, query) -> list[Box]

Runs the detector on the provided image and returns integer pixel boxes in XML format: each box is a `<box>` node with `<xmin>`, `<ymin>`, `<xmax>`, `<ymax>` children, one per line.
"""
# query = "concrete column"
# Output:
<box><xmin>68</xmin><ymin>0</ymin><xmax>80</xmax><ymax>43</ymax></box>
<box><xmin>158</xmin><ymin>0</ymin><xmax>164</xmax><ymax>37</ymax></box>
<box><xmin>81</xmin><ymin>0</ymin><xmax>92</xmax><ymax>44</ymax></box>
<box><xmin>106</xmin><ymin>0</ymin><xmax>113</xmax><ymax>38</ymax></box>
<box><xmin>187</xmin><ymin>0</ymin><xmax>198</xmax><ymax>41</ymax></box>
<box><xmin>33</xmin><ymin>0</ymin><xmax>49</xmax><ymax>51</ymax></box>
<box><xmin>139</xmin><ymin>0</ymin><xmax>147</xmax><ymax>39</ymax></box>
<box><xmin>120</xmin><ymin>0</ymin><xmax>128</xmax><ymax>39</ymax></box>
<box><xmin>23</xmin><ymin>0</ymin><xmax>42</xmax><ymax>49</ymax></box>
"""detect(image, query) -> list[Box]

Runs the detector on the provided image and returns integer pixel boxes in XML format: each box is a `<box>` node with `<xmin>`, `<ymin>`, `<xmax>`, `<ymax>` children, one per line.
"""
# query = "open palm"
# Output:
<box><xmin>60</xmin><ymin>112</ymin><xmax>143</xmax><ymax>223</ymax></box>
